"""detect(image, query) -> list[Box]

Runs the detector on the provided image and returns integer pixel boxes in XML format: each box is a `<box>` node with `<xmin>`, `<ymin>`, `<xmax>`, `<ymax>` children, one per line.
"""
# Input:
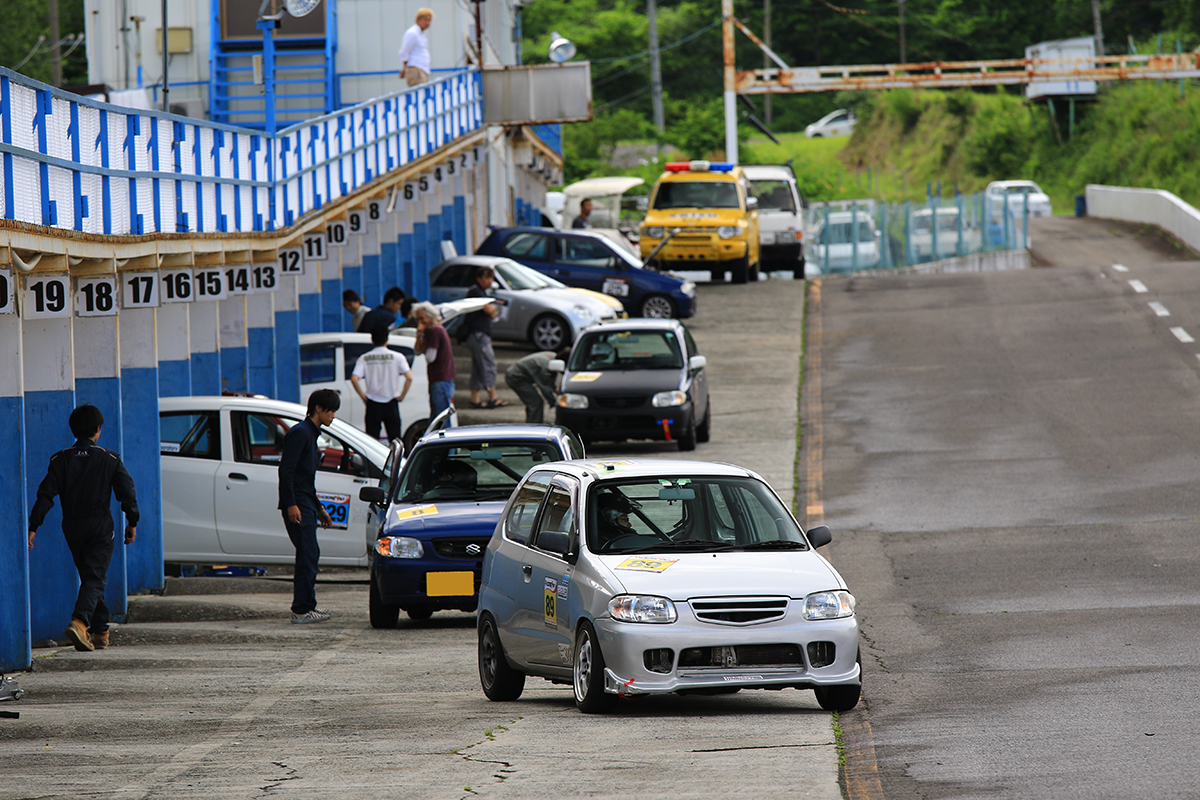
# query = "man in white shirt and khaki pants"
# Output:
<box><xmin>398</xmin><ymin>8</ymin><xmax>434</xmax><ymax>87</ymax></box>
<box><xmin>351</xmin><ymin>326</ymin><xmax>414</xmax><ymax>443</ymax></box>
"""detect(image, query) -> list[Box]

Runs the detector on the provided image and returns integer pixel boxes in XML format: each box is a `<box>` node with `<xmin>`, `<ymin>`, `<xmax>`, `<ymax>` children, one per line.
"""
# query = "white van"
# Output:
<box><xmin>742</xmin><ymin>164</ymin><xmax>806</xmax><ymax>278</ymax></box>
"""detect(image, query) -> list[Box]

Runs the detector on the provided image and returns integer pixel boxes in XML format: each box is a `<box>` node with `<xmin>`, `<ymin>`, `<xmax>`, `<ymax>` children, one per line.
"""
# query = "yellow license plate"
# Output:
<box><xmin>426</xmin><ymin>571</ymin><xmax>474</xmax><ymax>596</ymax></box>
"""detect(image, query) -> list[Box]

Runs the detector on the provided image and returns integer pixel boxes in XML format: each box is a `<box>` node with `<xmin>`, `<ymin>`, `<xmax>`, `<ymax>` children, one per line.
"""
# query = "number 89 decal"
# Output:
<box><xmin>544</xmin><ymin>577</ymin><xmax>558</xmax><ymax>628</ymax></box>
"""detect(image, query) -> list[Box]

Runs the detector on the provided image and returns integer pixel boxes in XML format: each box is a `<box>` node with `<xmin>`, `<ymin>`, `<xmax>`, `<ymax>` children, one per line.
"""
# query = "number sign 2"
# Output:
<box><xmin>24</xmin><ymin>275</ymin><xmax>71</xmax><ymax>319</ymax></box>
<box><xmin>0</xmin><ymin>268</ymin><xmax>13</xmax><ymax>314</ymax></box>
<box><xmin>76</xmin><ymin>278</ymin><xmax>118</xmax><ymax>317</ymax></box>
<box><xmin>122</xmin><ymin>273</ymin><xmax>160</xmax><ymax>308</ymax></box>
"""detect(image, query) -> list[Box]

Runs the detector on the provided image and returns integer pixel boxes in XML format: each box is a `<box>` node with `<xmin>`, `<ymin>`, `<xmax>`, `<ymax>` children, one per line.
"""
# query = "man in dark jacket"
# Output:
<box><xmin>357</xmin><ymin>286</ymin><xmax>406</xmax><ymax>334</ymax></box>
<box><xmin>278</xmin><ymin>389</ymin><xmax>339</xmax><ymax>623</ymax></box>
<box><xmin>27</xmin><ymin>404</ymin><xmax>139</xmax><ymax>652</ymax></box>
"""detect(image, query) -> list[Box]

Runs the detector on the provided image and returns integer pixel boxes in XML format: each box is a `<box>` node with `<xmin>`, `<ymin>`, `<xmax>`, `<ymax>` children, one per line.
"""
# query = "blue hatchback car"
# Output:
<box><xmin>359</xmin><ymin>424</ymin><xmax>585</xmax><ymax>627</ymax></box>
<box><xmin>476</xmin><ymin>227</ymin><xmax>698</xmax><ymax>319</ymax></box>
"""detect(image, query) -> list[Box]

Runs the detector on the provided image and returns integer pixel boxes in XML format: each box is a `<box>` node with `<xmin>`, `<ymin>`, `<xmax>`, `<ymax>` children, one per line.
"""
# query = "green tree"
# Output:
<box><xmin>0</xmin><ymin>0</ymin><xmax>87</xmax><ymax>86</ymax></box>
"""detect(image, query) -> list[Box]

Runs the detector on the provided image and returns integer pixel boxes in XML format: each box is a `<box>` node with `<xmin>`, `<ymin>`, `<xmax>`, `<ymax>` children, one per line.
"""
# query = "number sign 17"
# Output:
<box><xmin>123</xmin><ymin>273</ymin><xmax>160</xmax><ymax>308</ymax></box>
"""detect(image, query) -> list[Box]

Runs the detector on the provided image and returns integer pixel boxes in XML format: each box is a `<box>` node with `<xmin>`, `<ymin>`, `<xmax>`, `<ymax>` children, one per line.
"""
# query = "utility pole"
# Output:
<box><xmin>898</xmin><ymin>0</ymin><xmax>906</xmax><ymax>65</ymax></box>
<box><xmin>1091</xmin><ymin>0</ymin><xmax>1104</xmax><ymax>56</ymax></box>
<box><xmin>161</xmin><ymin>0</ymin><xmax>170</xmax><ymax>112</ymax></box>
<box><xmin>48</xmin><ymin>0</ymin><xmax>62</xmax><ymax>86</ymax></box>
<box><xmin>722</xmin><ymin>0</ymin><xmax>737</xmax><ymax>163</ymax></box>
<box><xmin>648</xmin><ymin>0</ymin><xmax>665</xmax><ymax>136</ymax></box>
<box><xmin>763</xmin><ymin>0</ymin><xmax>771</xmax><ymax>124</ymax></box>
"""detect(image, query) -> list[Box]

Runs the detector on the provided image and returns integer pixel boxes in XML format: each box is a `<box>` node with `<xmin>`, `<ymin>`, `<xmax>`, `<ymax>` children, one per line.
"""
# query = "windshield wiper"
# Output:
<box><xmin>617</xmin><ymin>542</ymin><xmax>739</xmax><ymax>554</ymax></box>
<box><xmin>734</xmin><ymin>541</ymin><xmax>809</xmax><ymax>551</ymax></box>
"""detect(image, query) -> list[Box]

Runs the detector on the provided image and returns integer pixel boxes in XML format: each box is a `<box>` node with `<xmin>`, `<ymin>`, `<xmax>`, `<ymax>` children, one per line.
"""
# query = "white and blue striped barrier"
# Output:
<box><xmin>0</xmin><ymin>66</ymin><xmax>482</xmax><ymax>235</ymax></box>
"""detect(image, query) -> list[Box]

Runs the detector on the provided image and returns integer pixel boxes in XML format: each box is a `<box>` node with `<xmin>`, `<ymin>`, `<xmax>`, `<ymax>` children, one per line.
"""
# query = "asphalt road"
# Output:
<box><xmin>0</xmin><ymin>276</ymin><xmax>845</xmax><ymax>800</ymax></box>
<box><xmin>812</xmin><ymin>217</ymin><xmax>1200</xmax><ymax>799</ymax></box>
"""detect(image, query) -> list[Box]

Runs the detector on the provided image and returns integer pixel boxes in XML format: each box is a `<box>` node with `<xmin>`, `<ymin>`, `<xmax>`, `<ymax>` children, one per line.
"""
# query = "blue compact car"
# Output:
<box><xmin>358</xmin><ymin>424</ymin><xmax>585</xmax><ymax>627</ymax></box>
<box><xmin>476</xmin><ymin>227</ymin><xmax>697</xmax><ymax>319</ymax></box>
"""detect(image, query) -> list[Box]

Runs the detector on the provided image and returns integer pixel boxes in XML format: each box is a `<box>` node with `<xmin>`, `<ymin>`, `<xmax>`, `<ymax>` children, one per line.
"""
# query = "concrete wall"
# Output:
<box><xmin>1085</xmin><ymin>185</ymin><xmax>1200</xmax><ymax>255</ymax></box>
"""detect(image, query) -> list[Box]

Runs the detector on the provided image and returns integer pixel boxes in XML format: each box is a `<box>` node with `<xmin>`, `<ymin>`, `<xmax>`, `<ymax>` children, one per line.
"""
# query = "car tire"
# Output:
<box><xmin>369</xmin><ymin>573</ymin><xmax>400</xmax><ymax>629</ymax></box>
<box><xmin>696</xmin><ymin>402</ymin><xmax>711</xmax><ymax>444</ymax></box>
<box><xmin>403</xmin><ymin>418</ymin><xmax>429</xmax><ymax>454</ymax></box>
<box><xmin>478</xmin><ymin>614</ymin><xmax>526</xmax><ymax>701</ymax></box>
<box><xmin>676</xmin><ymin>415</ymin><xmax>698</xmax><ymax>452</ymax></box>
<box><xmin>405</xmin><ymin>607</ymin><xmax>433</xmax><ymax>621</ymax></box>
<box><xmin>639</xmin><ymin>294</ymin><xmax>675</xmax><ymax>319</ymax></box>
<box><xmin>573</xmin><ymin>621</ymin><xmax>618</xmax><ymax>714</ymax></box>
<box><xmin>530</xmin><ymin>313</ymin><xmax>570</xmax><ymax>351</ymax></box>
<box><xmin>730</xmin><ymin>258</ymin><xmax>750</xmax><ymax>285</ymax></box>
<box><xmin>814</xmin><ymin>650</ymin><xmax>862</xmax><ymax>712</ymax></box>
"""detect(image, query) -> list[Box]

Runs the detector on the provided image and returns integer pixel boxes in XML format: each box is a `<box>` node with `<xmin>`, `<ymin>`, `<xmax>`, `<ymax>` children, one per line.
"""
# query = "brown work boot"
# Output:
<box><xmin>65</xmin><ymin>619</ymin><xmax>94</xmax><ymax>652</ymax></box>
<box><xmin>91</xmin><ymin>630</ymin><xmax>110</xmax><ymax>650</ymax></box>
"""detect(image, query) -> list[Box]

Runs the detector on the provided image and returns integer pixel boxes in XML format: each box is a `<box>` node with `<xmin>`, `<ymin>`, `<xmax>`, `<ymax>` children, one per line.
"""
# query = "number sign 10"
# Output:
<box><xmin>76</xmin><ymin>278</ymin><xmax>118</xmax><ymax>317</ymax></box>
<box><xmin>0</xmin><ymin>268</ymin><xmax>14</xmax><ymax>314</ymax></box>
<box><xmin>24</xmin><ymin>275</ymin><xmax>71</xmax><ymax>318</ymax></box>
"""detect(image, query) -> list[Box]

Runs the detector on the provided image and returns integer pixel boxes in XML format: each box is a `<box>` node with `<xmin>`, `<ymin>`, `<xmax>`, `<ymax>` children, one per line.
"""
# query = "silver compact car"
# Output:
<box><xmin>476</xmin><ymin>459</ymin><xmax>861</xmax><ymax>714</ymax></box>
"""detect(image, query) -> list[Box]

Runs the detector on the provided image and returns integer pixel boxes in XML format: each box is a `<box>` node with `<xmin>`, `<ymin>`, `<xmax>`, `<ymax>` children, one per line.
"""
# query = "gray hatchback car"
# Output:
<box><xmin>476</xmin><ymin>458</ymin><xmax>861</xmax><ymax>714</ymax></box>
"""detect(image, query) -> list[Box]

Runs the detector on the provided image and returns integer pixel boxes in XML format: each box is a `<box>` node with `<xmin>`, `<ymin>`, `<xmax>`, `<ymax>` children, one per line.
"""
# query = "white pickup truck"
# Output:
<box><xmin>742</xmin><ymin>164</ymin><xmax>806</xmax><ymax>278</ymax></box>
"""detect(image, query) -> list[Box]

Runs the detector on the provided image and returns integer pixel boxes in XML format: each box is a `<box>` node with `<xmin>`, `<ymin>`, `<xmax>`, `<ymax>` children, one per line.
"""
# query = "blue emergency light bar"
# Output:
<box><xmin>664</xmin><ymin>161</ymin><xmax>735</xmax><ymax>173</ymax></box>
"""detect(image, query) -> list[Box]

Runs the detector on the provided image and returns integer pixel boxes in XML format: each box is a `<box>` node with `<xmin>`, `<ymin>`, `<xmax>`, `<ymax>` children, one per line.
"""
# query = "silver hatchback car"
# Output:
<box><xmin>476</xmin><ymin>459</ymin><xmax>861</xmax><ymax>714</ymax></box>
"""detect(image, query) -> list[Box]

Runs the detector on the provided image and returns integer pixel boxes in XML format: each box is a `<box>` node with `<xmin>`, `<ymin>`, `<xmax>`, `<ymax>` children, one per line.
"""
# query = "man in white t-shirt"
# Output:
<box><xmin>351</xmin><ymin>326</ymin><xmax>413</xmax><ymax>443</ymax></box>
<box><xmin>398</xmin><ymin>8</ymin><xmax>434</xmax><ymax>87</ymax></box>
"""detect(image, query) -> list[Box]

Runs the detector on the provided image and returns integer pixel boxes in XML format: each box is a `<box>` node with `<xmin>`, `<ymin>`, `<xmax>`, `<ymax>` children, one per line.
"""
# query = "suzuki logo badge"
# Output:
<box><xmin>466</xmin><ymin>543</ymin><xmax>482</xmax><ymax>555</ymax></box>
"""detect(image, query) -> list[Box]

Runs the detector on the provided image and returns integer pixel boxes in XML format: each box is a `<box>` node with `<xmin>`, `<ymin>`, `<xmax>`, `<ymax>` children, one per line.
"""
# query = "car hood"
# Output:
<box><xmin>595</xmin><ymin>551</ymin><xmax>841</xmax><ymax>600</ymax></box>
<box><xmin>517</xmin><ymin>288</ymin><xmax>616</xmax><ymax>317</ymax></box>
<box><xmin>563</xmin><ymin>368</ymin><xmax>683</xmax><ymax>393</ymax></box>
<box><xmin>568</xmin><ymin>288</ymin><xmax>626</xmax><ymax>313</ymax></box>
<box><xmin>382</xmin><ymin>500</ymin><xmax>508</xmax><ymax>539</ymax></box>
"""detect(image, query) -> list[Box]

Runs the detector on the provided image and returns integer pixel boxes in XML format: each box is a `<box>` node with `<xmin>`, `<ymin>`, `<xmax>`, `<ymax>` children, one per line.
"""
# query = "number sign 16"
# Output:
<box><xmin>24</xmin><ymin>275</ymin><xmax>71</xmax><ymax>318</ymax></box>
<box><xmin>0</xmin><ymin>268</ymin><xmax>14</xmax><ymax>314</ymax></box>
<box><xmin>160</xmin><ymin>269</ymin><xmax>194</xmax><ymax>303</ymax></box>
<box><xmin>76</xmin><ymin>277</ymin><xmax>118</xmax><ymax>317</ymax></box>
<box><xmin>122</xmin><ymin>273</ymin><xmax>160</xmax><ymax>308</ymax></box>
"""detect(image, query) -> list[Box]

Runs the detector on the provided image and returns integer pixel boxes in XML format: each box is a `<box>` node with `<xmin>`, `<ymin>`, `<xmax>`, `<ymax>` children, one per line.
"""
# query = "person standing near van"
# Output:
<box><xmin>399</xmin><ymin>9</ymin><xmax>434</xmax><ymax>87</ymax></box>
<box><xmin>351</xmin><ymin>325</ymin><xmax>413</xmax><ymax>443</ymax></box>
<box><xmin>27</xmin><ymin>404</ymin><xmax>139</xmax><ymax>652</ymax></box>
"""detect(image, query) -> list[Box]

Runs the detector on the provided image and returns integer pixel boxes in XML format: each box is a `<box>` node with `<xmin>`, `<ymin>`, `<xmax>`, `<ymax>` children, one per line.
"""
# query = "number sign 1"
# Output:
<box><xmin>24</xmin><ymin>275</ymin><xmax>71</xmax><ymax>319</ymax></box>
<box><xmin>76</xmin><ymin>277</ymin><xmax>118</xmax><ymax>317</ymax></box>
<box><xmin>122</xmin><ymin>273</ymin><xmax>160</xmax><ymax>308</ymax></box>
<box><xmin>278</xmin><ymin>248</ymin><xmax>304</xmax><ymax>275</ymax></box>
<box><xmin>160</xmin><ymin>269</ymin><xmax>194</xmax><ymax>303</ymax></box>
<box><xmin>193</xmin><ymin>269</ymin><xmax>228</xmax><ymax>301</ymax></box>
<box><xmin>0</xmin><ymin>268</ymin><xmax>13</xmax><ymax>314</ymax></box>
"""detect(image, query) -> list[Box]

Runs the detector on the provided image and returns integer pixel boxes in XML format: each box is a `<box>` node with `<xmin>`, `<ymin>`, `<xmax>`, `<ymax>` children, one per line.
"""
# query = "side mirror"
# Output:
<box><xmin>806</xmin><ymin>524</ymin><xmax>832</xmax><ymax>549</ymax></box>
<box><xmin>537</xmin><ymin>530</ymin><xmax>572</xmax><ymax>557</ymax></box>
<box><xmin>548</xmin><ymin>359</ymin><xmax>566</xmax><ymax>372</ymax></box>
<box><xmin>688</xmin><ymin>355</ymin><xmax>707</xmax><ymax>371</ymax></box>
<box><xmin>359</xmin><ymin>486</ymin><xmax>387</xmax><ymax>505</ymax></box>
<box><xmin>746</xmin><ymin>197</ymin><xmax>759</xmax><ymax>211</ymax></box>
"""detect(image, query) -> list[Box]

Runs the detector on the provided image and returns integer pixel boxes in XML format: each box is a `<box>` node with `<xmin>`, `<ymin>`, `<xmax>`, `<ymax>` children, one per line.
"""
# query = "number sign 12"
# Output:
<box><xmin>160</xmin><ymin>269</ymin><xmax>194</xmax><ymax>303</ymax></box>
<box><xmin>278</xmin><ymin>248</ymin><xmax>304</xmax><ymax>275</ymax></box>
<box><xmin>24</xmin><ymin>275</ymin><xmax>71</xmax><ymax>318</ymax></box>
<box><xmin>76</xmin><ymin>277</ymin><xmax>118</xmax><ymax>317</ymax></box>
<box><xmin>0</xmin><ymin>268</ymin><xmax>14</xmax><ymax>314</ymax></box>
<box><xmin>122</xmin><ymin>273</ymin><xmax>160</xmax><ymax>308</ymax></box>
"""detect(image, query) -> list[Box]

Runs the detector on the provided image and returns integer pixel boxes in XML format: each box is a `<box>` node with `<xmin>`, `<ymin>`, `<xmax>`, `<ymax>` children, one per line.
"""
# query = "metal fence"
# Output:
<box><xmin>0</xmin><ymin>66</ymin><xmax>482</xmax><ymax>236</ymax></box>
<box><xmin>804</xmin><ymin>191</ymin><xmax>1037</xmax><ymax>275</ymax></box>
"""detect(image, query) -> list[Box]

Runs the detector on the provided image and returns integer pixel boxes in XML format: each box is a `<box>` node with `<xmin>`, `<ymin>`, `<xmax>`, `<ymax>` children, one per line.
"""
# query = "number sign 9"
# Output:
<box><xmin>160</xmin><ymin>269</ymin><xmax>194</xmax><ymax>303</ymax></box>
<box><xmin>123</xmin><ymin>273</ymin><xmax>160</xmax><ymax>308</ymax></box>
<box><xmin>0</xmin><ymin>268</ymin><xmax>13</xmax><ymax>314</ymax></box>
<box><xmin>24</xmin><ymin>275</ymin><xmax>71</xmax><ymax>318</ymax></box>
<box><xmin>76</xmin><ymin>277</ymin><xmax>118</xmax><ymax>317</ymax></box>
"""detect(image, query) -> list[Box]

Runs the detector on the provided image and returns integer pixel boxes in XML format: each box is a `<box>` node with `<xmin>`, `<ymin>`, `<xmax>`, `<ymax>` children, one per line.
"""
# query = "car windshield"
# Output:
<box><xmin>396</xmin><ymin>441</ymin><xmax>564</xmax><ymax>503</ymax></box>
<box><xmin>652</xmin><ymin>181</ymin><xmax>741</xmax><ymax>210</ymax></box>
<box><xmin>817</xmin><ymin>220</ymin><xmax>875</xmax><ymax>244</ymax></box>
<box><xmin>750</xmin><ymin>180</ymin><xmax>796</xmax><ymax>212</ymax></box>
<box><xmin>568</xmin><ymin>329</ymin><xmax>684</xmax><ymax>372</ymax></box>
<box><xmin>913</xmin><ymin>213</ymin><xmax>960</xmax><ymax>233</ymax></box>
<box><xmin>586</xmin><ymin>476</ymin><xmax>807</xmax><ymax>554</ymax></box>
<box><xmin>494</xmin><ymin>258</ymin><xmax>565</xmax><ymax>290</ymax></box>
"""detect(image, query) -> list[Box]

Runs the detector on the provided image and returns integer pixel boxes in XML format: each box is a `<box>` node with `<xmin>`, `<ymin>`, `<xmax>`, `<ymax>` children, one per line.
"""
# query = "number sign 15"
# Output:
<box><xmin>193</xmin><ymin>269</ymin><xmax>228</xmax><ymax>300</ymax></box>
<box><xmin>122</xmin><ymin>273</ymin><xmax>160</xmax><ymax>308</ymax></box>
<box><xmin>24</xmin><ymin>275</ymin><xmax>71</xmax><ymax>318</ymax></box>
<box><xmin>76</xmin><ymin>277</ymin><xmax>118</xmax><ymax>317</ymax></box>
<box><xmin>0</xmin><ymin>268</ymin><xmax>14</xmax><ymax>314</ymax></box>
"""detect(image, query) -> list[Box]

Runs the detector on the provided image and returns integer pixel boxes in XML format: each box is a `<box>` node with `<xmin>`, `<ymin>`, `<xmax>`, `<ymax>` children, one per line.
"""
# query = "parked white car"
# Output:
<box><xmin>805</xmin><ymin>109</ymin><xmax>856</xmax><ymax>138</ymax></box>
<box><xmin>909</xmin><ymin>207</ymin><xmax>983</xmax><ymax>261</ymax></box>
<box><xmin>806</xmin><ymin>210</ymin><xmax>881</xmax><ymax>274</ymax></box>
<box><xmin>743</xmin><ymin>164</ymin><xmax>806</xmax><ymax>276</ymax></box>
<box><xmin>158</xmin><ymin>395</ymin><xmax>394</xmax><ymax>567</ymax></box>
<box><xmin>985</xmin><ymin>180</ymin><xmax>1052</xmax><ymax>218</ymax></box>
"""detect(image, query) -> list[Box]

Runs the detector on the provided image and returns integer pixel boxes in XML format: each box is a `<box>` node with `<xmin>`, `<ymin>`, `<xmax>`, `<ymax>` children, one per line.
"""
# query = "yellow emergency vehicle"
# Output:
<box><xmin>639</xmin><ymin>161</ymin><xmax>761</xmax><ymax>284</ymax></box>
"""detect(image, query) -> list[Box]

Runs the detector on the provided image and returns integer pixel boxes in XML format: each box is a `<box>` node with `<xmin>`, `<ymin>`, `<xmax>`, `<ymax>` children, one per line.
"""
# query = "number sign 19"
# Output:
<box><xmin>278</xmin><ymin>248</ymin><xmax>304</xmax><ymax>275</ymax></box>
<box><xmin>0</xmin><ymin>268</ymin><xmax>13</xmax><ymax>314</ymax></box>
<box><xmin>160</xmin><ymin>269</ymin><xmax>194</xmax><ymax>303</ymax></box>
<box><xmin>122</xmin><ymin>273</ymin><xmax>160</xmax><ymax>308</ymax></box>
<box><xmin>76</xmin><ymin>277</ymin><xmax>118</xmax><ymax>317</ymax></box>
<box><xmin>24</xmin><ymin>275</ymin><xmax>71</xmax><ymax>318</ymax></box>
<box><xmin>193</xmin><ymin>269</ymin><xmax>228</xmax><ymax>301</ymax></box>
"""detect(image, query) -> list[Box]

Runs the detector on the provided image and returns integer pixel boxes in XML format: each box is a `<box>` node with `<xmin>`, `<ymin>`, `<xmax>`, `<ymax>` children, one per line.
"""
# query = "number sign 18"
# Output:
<box><xmin>76</xmin><ymin>277</ymin><xmax>118</xmax><ymax>317</ymax></box>
<box><xmin>160</xmin><ymin>269</ymin><xmax>194</xmax><ymax>303</ymax></box>
<box><xmin>24</xmin><ymin>275</ymin><xmax>71</xmax><ymax>318</ymax></box>
<box><xmin>0</xmin><ymin>268</ymin><xmax>13</xmax><ymax>314</ymax></box>
<box><xmin>122</xmin><ymin>273</ymin><xmax>160</xmax><ymax>308</ymax></box>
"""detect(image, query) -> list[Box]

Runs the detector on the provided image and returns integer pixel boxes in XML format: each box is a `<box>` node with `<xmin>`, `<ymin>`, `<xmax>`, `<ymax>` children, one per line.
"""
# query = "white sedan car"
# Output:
<box><xmin>985</xmin><ymin>180</ymin><xmax>1052</xmax><ymax>218</ymax></box>
<box><xmin>805</xmin><ymin>108</ymin><xmax>856</xmax><ymax>138</ymax></box>
<box><xmin>158</xmin><ymin>395</ymin><xmax>393</xmax><ymax>567</ymax></box>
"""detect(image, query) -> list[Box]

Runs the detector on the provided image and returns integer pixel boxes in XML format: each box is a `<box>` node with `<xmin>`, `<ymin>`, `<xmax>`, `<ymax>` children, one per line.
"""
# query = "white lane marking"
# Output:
<box><xmin>1170</xmin><ymin>327</ymin><xmax>1194</xmax><ymax>343</ymax></box>
<box><xmin>1129</xmin><ymin>280</ymin><xmax>1149</xmax><ymax>293</ymax></box>
<box><xmin>1112</xmin><ymin>264</ymin><xmax>1130</xmax><ymax>272</ymax></box>
<box><xmin>1148</xmin><ymin>301</ymin><xmax>1171</xmax><ymax>317</ymax></box>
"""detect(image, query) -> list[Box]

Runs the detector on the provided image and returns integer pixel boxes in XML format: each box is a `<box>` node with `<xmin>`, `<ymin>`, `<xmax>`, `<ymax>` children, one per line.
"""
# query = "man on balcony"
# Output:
<box><xmin>399</xmin><ymin>8</ymin><xmax>434</xmax><ymax>87</ymax></box>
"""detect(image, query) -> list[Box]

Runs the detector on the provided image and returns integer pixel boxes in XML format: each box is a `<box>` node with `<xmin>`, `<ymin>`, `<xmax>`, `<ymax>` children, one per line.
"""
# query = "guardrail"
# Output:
<box><xmin>0</xmin><ymin>66</ymin><xmax>482</xmax><ymax>236</ymax></box>
<box><xmin>1085</xmin><ymin>184</ymin><xmax>1200</xmax><ymax>255</ymax></box>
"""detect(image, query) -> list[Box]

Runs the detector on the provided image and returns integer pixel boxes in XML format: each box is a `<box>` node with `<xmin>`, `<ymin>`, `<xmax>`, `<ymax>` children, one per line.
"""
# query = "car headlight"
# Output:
<box><xmin>680</xmin><ymin>280</ymin><xmax>696</xmax><ymax>297</ymax></box>
<box><xmin>759</xmin><ymin>231</ymin><xmax>777</xmax><ymax>245</ymax></box>
<box><xmin>376</xmin><ymin>536</ymin><xmax>423</xmax><ymax>559</ymax></box>
<box><xmin>717</xmin><ymin>225</ymin><xmax>740</xmax><ymax>239</ymax></box>
<box><xmin>778</xmin><ymin>230</ymin><xmax>797</xmax><ymax>244</ymax></box>
<box><xmin>651</xmin><ymin>390</ymin><xmax>687</xmax><ymax>407</ymax></box>
<box><xmin>572</xmin><ymin>304</ymin><xmax>594</xmax><ymax>321</ymax></box>
<box><xmin>608</xmin><ymin>595</ymin><xmax>677</xmax><ymax>623</ymax></box>
<box><xmin>643</xmin><ymin>226</ymin><xmax>665</xmax><ymax>239</ymax></box>
<box><xmin>803</xmin><ymin>590</ymin><xmax>856</xmax><ymax>620</ymax></box>
<box><xmin>557</xmin><ymin>393</ymin><xmax>589</xmax><ymax>409</ymax></box>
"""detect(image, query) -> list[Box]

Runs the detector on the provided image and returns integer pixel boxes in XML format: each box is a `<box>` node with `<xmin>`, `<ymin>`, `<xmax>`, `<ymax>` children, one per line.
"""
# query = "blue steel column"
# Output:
<box><xmin>246</xmin><ymin>290</ymin><xmax>277</xmax><ymax>396</ymax></box>
<box><xmin>275</xmin><ymin>271</ymin><xmax>301</xmax><ymax>403</ymax></box>
<box><xmin>219</xmin><ymin>295</ymin><xmax>249</xmax><ymax>391</ymax></box>
<box><xmin>452</xmin><ymin>169</ymin><xmax>468</xmax><ymax>256</ymax></box>
<box><xmin>321</xmin><ymin>238</ymin><xmax>343</xmax><ymax>333</ymax></box>
<box><xmin>297</xmin><ymin>250</ymin><xmax>323</xmax><ymax>335</ymax></box>
<box><xmin>360</xmin><ymin>211</ymin><xmax>383</xmax><ymax>310</ymax></box>
<box><xmin>157</xmin><ymin>302</ymin><xmax>193</xmax><ymax>396</ymax></box>
<box><xmin>119</xmin><ymin>304</ymin><xmax>162</xmax><ymax>593</ymax></box>
<box><xmin>22</xmin><ymin>293</ymin><xmax>78</xmax><ymax>645</ymax></box>
<box><xmin>0</xmin><ymin>310</ymin><xmax>30</xmax><ymax>670</ymax></box>
<box><xmin>190</xmin><ymin>299</ymin><xmax>222</xmax><ymax>395</ymax></box>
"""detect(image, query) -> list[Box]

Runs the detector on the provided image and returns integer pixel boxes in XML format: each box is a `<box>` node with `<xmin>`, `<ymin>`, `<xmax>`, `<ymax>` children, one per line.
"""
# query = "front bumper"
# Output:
<box><xmin>555</xmin><ymin>400</ymin><xmax>695</xmax><ymax>443</ymax></box>
<box><xmin>641</xmin><ymin>236</ymin><xmax>749</xmax><ymax>266</ymax></box>
<box><xmin>593</xmin><ymin>603</ymin><xmax>860</xmax><ymax>695</ymax></box>
<box><xmin>760</xmin><ymin>242</ymin><xmax>804</xmax><ymax>269</ymax></box>
<box><xmin>374</xmin><ymin>543</ymin><xmax>488</xmax><ymax>611</ymax></box>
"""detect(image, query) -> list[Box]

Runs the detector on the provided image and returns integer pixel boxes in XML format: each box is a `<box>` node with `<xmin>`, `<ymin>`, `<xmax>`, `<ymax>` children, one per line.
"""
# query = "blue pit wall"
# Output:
<box><xmin>0</xmin><ymin>65</ymin><xmax>554</xmax><ymax>670</ymax></box>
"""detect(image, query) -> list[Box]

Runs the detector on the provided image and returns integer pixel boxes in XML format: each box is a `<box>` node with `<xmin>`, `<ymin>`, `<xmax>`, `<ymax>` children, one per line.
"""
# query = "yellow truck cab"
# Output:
<box><xmin>639</xmin><ymin>161</ymin><xmax>761</xmax><ymax>284</ymax></box>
